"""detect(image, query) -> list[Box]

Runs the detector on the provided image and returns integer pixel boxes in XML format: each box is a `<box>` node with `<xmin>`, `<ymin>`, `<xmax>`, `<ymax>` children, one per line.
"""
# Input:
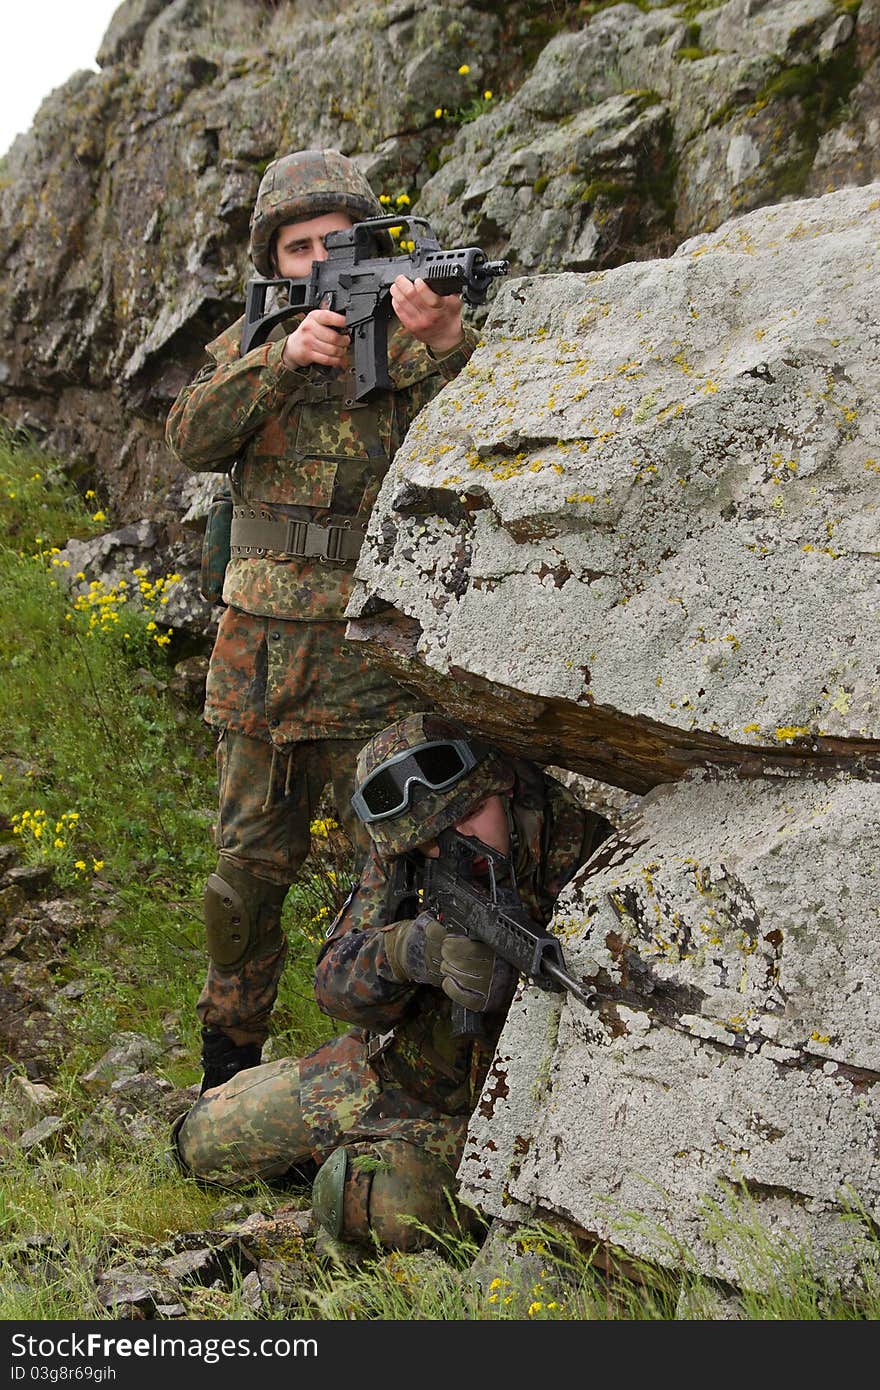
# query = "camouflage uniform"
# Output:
<box><xmin>164</xmin><ymin>152</ymin><xmax>477</xmax><ymax>1068</ymax></box>
<box><xmin>176</xmin><ymin>714</ymin><xmax>612</xmax><ymax>1250</ymax></box>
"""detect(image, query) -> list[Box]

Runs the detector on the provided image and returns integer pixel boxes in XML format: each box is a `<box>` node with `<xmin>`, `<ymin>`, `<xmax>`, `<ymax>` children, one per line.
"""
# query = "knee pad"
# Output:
<box><xmin>204</xmin><ymin>860</ymin><xmax>287</xmax><ymax>971</ymax></box>
<box><xmin>311</xmin><ymin>1141</ymin><xmax>462</xmax><ymax>1252</ymax></box>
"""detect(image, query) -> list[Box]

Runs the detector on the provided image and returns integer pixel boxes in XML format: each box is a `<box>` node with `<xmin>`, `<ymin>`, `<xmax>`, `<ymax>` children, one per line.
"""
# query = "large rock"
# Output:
<box><xmin>348</xmin><ymin>181</ymin><xmax>880</xmax><ymax>791</ymax></box>
<box><xmin>459</xmin><ymin>770</ymin><xmax>880</xmax><ymax>1288</ymax></box>
<box><xmin>1</xmin><ymin>1</ymin><xmax>879</xmax><ymax>530</ymax></box>
<box><xmin>417</xmin><ymin>0</ymin><xmax>877</xmax><ymax>266</ymax></box>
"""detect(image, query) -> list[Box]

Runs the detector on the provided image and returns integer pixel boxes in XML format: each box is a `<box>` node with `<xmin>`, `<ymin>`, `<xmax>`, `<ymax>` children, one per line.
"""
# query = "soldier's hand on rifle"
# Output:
<box><xmin>440</xmin><ymin>936</ymin><xmax>518</xmax><ymax>1014</ymax></box>
<box><xmin>382</xmin><ymin>912</ymin><xmax>446</xmax><ymax>987</ymax></box>
<box><xmin>282</xmin><ymin>307</ymin><xmax>352</xmax><ymax>370</ymax></box>
<box><xmin>390</xmin><ymin>275</ymin><xmax>464</xmax><ymax>354</ymax></box>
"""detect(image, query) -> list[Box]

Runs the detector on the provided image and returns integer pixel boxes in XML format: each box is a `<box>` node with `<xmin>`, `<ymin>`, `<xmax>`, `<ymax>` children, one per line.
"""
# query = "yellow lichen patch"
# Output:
<box><xmin>826</xmin><ymin>688</ymin><xmax>851</xmax><ymax>715</ymax></box>
<box><xmin>632</xmin><ymin>391</ymin><xmax>658</xmax><ymax>423</ymax></box>
<box><xmin>742</xmin><ymin>723</ymin><xmax>761</xmax><ymax>733</ymax></box>
<box><xmin>774</xmin><ymin>725</ymin><xmax>809</xmax><ymax>742</ymax></box>
<box><xmin>565</xmin><ymin>493</ymin><xmax>596</xmax><ymax>503</ymax></box>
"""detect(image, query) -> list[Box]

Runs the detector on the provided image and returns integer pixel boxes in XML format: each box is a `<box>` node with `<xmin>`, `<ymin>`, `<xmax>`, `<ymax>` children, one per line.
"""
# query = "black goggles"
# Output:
<box><xmin>351</xmin><ymin>739</ymin><xmax>480</xmax><ymax>824</ymax></box>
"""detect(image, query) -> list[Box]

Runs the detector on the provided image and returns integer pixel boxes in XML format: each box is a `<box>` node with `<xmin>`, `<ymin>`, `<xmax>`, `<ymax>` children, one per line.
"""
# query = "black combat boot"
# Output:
<box><xmin>199</xmin><ymin>1026</ymin><xmax>262</xmax><ymax>1094</ymax></box>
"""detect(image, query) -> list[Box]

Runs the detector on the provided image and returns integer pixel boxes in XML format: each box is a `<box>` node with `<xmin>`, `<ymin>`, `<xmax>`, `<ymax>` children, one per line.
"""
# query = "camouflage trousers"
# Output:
<box><xmin>197</xmin><ymin>606</ymin><xmax>426</xmax><ymax>1046</ymax></box>
<box><xmin>177</xmin><ymin>1031</ymin><xmax>469</xmax><ymax>1221</ymax></box>
<box><xmin>198</xmin><ymin>729</ymin><xmax>371</xmax><ymax>1046</ymax></box>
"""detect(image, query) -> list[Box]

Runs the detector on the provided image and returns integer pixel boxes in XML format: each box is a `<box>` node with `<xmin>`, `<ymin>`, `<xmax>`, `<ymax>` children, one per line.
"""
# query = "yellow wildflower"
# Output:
<box><xmin>93</xmin><ymin>859</ymin><xmax>104</xmax><ymax>872</ymax></box>
<box><xmin>458</xmin><ymin>63</ymin><xmax>470</xmax><ymax>75</ymax></box>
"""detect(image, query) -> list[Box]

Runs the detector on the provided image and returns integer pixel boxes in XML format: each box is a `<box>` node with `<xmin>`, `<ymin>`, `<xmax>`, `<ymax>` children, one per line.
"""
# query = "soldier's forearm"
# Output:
<box><xmin>165</xmin><ymin>340</ymin><xmax>312</xmax><ymax>469</ymax></box>
<box><xmin>314</xmin><ymin>928</ymin><xmax>417</xmax><ymax>1026</ymax></box>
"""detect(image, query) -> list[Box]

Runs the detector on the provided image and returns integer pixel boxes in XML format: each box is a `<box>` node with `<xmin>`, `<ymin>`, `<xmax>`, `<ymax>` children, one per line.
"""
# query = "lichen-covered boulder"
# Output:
<box><xmin>459</xmin><ymin>770</ymin><xmax>880</xmax><ymax>1288</ymax></box>
<box><xmin>348</xmin><ymin>180</ymin><xmax>880</xmax><ymax>791</ymax></box>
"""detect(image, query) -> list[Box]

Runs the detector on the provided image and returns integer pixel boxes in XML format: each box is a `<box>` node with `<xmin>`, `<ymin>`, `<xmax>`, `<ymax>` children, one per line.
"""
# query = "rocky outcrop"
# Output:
<box><xmin>348</xmin><ymin>181</ymin><xmax>880</xmax><ymax>788</ymax></box>
<box><xmin>461</xmin><ymin>772</ymin><xmax>880</xmax><ymax>1288</ymax></box>
<box><xmin>1</xmin><ymin>0</ymin><xmax>879</xmax><ymax>530</ymax></box>
<box><xmin>349</xmin><ymin>179</ymin><xmax>880</xmax><ymax>1286</ymax></box>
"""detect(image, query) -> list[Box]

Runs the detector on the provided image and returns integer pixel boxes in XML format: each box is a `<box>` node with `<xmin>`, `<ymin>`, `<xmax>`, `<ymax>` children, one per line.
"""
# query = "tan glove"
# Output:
<box><xmin>440</xmin><ymin>935</ymin><xmax>518</xmax><ymax>1013</ymax></box>
<box><xmin>382</xmin><ymin>911</ymin><xmax>446</xmax><ymax>986</ymax></box>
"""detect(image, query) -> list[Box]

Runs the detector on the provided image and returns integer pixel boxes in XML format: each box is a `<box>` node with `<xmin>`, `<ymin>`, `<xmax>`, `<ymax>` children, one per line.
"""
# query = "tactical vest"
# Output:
<box><xmin>210</xmin><ymin>313</ymin><xmax>441</xmax><ymax>622</ymax></box>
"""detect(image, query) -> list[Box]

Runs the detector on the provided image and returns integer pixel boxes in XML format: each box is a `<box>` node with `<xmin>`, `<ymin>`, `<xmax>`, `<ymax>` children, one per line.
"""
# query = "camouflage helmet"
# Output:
<box><xmin>249</xmin><ymin>148</ymin><xmax>383</xmax><ymax>276</ymax></box>
<box><xmin>353</xmin><ymin>713</ymin><xmax>515</xmax><ymax>858</ymax></box>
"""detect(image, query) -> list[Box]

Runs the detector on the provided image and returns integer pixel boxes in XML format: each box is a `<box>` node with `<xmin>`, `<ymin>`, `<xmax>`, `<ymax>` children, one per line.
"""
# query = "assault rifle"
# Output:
<box><xmin>421</xmin><ymin>829</ymin><xmax>597</xmax><ymax>1039</ymax></box>
<box><xmin>240</xmin><ymin>215</ymin><xmax>508</xmax><ymax>402</ymax></box>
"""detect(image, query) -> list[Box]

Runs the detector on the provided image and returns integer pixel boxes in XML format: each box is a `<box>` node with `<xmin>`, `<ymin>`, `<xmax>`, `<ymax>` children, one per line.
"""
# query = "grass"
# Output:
<box><xmin>1</xmin><ymin>429</ymin><xmax>878</xmax><ymax>1320</ymax></box>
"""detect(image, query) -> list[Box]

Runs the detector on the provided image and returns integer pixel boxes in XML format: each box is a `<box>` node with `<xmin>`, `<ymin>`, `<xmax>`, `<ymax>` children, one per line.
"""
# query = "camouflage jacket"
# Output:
<box><xmin>314</xmin><ymin>762</ymin><xmax>611</xmax><ymax>1115</ymax></box>
<box><xmin>165</xmin><ymin>313</ymin><xmax>477</xmax><ymax>622</ymax></box>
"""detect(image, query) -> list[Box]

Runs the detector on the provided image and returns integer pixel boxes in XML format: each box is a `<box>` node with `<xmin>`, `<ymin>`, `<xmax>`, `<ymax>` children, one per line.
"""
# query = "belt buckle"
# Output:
<box><xmin>284</xmin><ymin>518</ymin><xmax>309</xmax><ymax>557</ymax></box>
<box><xmin>366</xmin><ymin>1029</ymin><xmax>395</xmax><ymax>1062</ymax></box>
<box><xmin>324</xmin><ymin>524</ymin><xmax>344</xmax><ymax>562</ymax></box>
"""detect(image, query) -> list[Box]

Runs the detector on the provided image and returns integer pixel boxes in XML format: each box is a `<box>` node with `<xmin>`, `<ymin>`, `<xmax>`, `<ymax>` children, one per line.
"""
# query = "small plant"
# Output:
<box><xmin>378</xmin><ymin>190</ymin><xmax>419</xmax><ymax>251</ymax></box>
<box><xmin>9</xmin><ymin>806</ymin><xmax>104</xmax><ymax>887</ymax></box>
<box><xmin>432</xmin><ymin>62</ymin><xmax>495</xmax><ymax>128</ymax></box>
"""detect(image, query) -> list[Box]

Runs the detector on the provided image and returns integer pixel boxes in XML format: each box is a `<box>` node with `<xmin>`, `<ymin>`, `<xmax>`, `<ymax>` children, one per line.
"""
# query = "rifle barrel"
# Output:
<box><xmin>543</xmin><ymin>960</ymin><xmax>597</xmax><ymax>1008</ymax></box>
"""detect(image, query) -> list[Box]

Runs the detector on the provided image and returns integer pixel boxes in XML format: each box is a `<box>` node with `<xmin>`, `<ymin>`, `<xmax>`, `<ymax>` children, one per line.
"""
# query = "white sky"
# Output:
<box><xmin>1</xmin><ymin>1</ymin><xmax>122</xmax><ymax>157</ymax></box>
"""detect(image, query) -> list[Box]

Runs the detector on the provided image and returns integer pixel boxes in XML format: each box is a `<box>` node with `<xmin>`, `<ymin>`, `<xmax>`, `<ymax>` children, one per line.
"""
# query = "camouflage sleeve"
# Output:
<box><xmin>164</xmin><ymin>324</ymin><xmax>314</xmax><ymax>471</ymax></box>
<box><xmin>541</xmin><ymin>778</ymin><xmax>613</xmax><ymax>910</ymax></box>
<box><xmin>313</xmin><ymin>846</ymin><xmax>422</xmax><ymax>1030</ymax></box>
<box><xmin>395</xmin><ymin>324</ymin><xmax>479</xmax><ymax>438</ymax></box>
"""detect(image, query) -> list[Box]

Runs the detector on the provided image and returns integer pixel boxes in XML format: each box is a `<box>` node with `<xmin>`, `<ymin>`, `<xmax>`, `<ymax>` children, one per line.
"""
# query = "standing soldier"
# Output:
<box><xmin>174</xmin><ymin>714</ymin><xmax>612</xmax><ymax>1253</ymax></box>
<box><xmin>165</xmin><ymin>151</ymin><xmax>478</xmax><ymax>1092</ymax></box>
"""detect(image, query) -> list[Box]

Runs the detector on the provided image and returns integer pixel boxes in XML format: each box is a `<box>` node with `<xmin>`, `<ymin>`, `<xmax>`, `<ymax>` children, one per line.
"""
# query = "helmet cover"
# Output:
<box><xmin>354</xmin><ymin>713</ymin><xmax>515</xmax><ymax>858</ymax></box>
<box><xmin>249</xmin><ymin>148</ymin><xmax>383</xmax><ymax>276</ymax></box>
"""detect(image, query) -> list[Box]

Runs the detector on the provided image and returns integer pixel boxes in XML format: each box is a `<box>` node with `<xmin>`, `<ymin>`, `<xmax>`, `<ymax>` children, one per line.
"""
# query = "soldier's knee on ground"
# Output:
<box><xmin>204</xmin><ymin>858</ymin><xmax>288</xmax><ymax>972</ymax></box>
<box><xmin>311</xmin><ymin>1141</ymin><xmax>471</xmax><ymax>1252</ymax></box>
<box><xmin>172</xmin><ymin>1057</ymin><xmax>309</xmax><ymax>1185</ymax></box>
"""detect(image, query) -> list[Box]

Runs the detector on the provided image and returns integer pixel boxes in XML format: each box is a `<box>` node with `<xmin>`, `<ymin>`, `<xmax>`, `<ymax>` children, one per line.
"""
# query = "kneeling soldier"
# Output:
<box><xmin>174</xmin><ymin>713</ymin><xmax>612</xmax><ymax>1251</ymax></box>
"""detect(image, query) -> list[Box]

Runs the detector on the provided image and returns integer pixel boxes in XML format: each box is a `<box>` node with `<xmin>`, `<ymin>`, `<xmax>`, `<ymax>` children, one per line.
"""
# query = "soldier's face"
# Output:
<box><xmin>419</xmin><ymin>794</ymin><xmax>510</xmax><ymax>858</ymax></box>
<box><xmin>273</xmin><ymin>212</ymin><xmax>354</xmax><ymax>277</ymax></box>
